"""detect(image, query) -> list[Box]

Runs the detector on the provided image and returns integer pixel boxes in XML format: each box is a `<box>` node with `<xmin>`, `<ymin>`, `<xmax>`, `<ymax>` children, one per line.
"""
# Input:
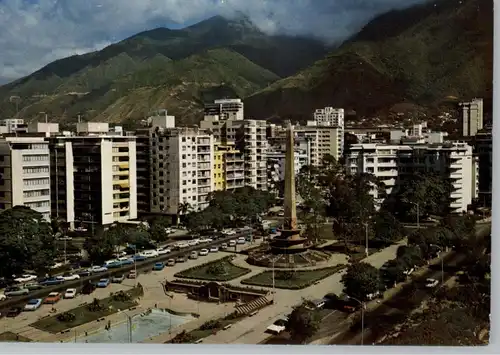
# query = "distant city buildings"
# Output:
<box><xmin>0</xmin><ymin>97</ymin><xmax>490</xmax><ymax>228</ymax></box>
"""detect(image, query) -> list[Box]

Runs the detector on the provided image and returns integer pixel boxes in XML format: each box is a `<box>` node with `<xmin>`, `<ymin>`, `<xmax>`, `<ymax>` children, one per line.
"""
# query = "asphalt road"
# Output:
<box><xmin>330</xmin><ymin>251</ymin><xmax>468</xmax><ymax>345</ymax></box>
<box><xmin>0</xmin><ymin>232</ymin><xmax>250</xmax><ymax>311</ymax></box>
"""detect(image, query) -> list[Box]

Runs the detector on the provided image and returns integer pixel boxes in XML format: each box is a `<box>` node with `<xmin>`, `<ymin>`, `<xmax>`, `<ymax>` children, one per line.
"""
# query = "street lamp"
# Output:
<box><xmin>363</xmin><ymin>222</ymin><xmax>369</xmax><ymax>258</ymax></box>
<box><xmin>347</xmin><ymin>296</ymin><xmax>365</xmax><ymax>346</ymax></box>
<box><xmin>271</xmin><ymin>258</ymin><xmax>276</xmax><ymax>302</ymax></box>
<box><xmin>121</xmin><ymin>311</ymin><xmax>133</xmax><ymax>343</ymax></box>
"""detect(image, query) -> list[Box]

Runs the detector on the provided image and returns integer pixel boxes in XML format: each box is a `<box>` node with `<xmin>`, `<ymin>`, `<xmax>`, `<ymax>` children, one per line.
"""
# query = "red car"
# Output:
<box><xmin>44</xmin><ymin>292</ymin><xmax>61</xmax><ymax>304</ymax></box>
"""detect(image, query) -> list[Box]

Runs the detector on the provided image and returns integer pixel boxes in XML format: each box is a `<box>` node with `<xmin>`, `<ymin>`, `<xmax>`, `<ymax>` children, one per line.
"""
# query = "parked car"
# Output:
<box><xmin>222</xmin><ymin>229</ymin><xmax>236</xmax><ymax>236</ymax></box>
<box><xmin>237</xmin><ymin>237</ymin><xmax>246</xmax><ymax>245</ymax></box>
<box><xmin>190</xmin><ymin>251</ymin><xmax>198</xmax><ymax>259</ymax></box>
<box><xmin>366</xmin><ymin>291</ymin><xmax>382</xmax><ymax>300</ymax></box>
<box><xmin>167</xmin><ymin>259</ymin><xmax>176</xmax><ymax>266</ymax></box>
<box><xmin>78</xmin><ymin>270</ymin><xmax>92</xmax><ymax>277</ymax></box>
<box><xmin>112</xmin><ymin>274</ymin><xmax>125</xmax><ymax>283</ymax></box>
<box><xmin>0</xmin><ymin>294</ymin><xmax>6</xmax><ymax>302</ymax></box>
<box><xmin>177</xmin><ymin>242</ymin><xmax>189</xmax><ymax>249</ymax></box>
<box><xmin>165</xmin><ymin>228</ymin><xmax>173</xmax><ymax>234</ymax></box>
<box><xmin>140</xmin><ymin>250</ymin><xmax>159</xmax><ymax>259</ymax></box>
<box><xmin>199</xmin><ymin>249</ymin><xmax>209</xmax><ymax>256</ymax></box>
<box><xmin>153</xmin><ymin>262</ymin><xmax>165</xmax><ymax>271</ymax></box>
<box><xmin>97</xmin><ymin>279</ymin><xmax>110</xmax><ymax>288</ymax></box>
<box><xmin>157</xmin><ymin>247</ymin><xmax>171</xmax><ymax>255</ymax></box>
<box><xmin>229</xmin><ymin>240</ymin><xmax>237</xmax><ymax>247</ymax></box>
<box><xmin>24</xmin><ymin>282</ymin><xmax>44</xmax><ymax>291</ymax></box>
<box><xmin>6</xmin><ymin>307</ymin><xmax>22</xmax><ymax>318</ymax></box>
<box><xmin>266</xmin><ymin>318</ymin><xmax>288</xmax><ymax>335</ymax></box>
<box><xmin>176</xmin><ymin>255</ymin><xmax>186</xmax><ymax>263</ymax></box>
<box><xmin>24</xmin><ymin>298</ymin><xmax>43</xmax><ymax>311</ymax></box>
<box><xmin>188</xmin><ymin>240</ymin><xmax>199</xmax><ymax>247</ymax></box>
<box><xmin>44</xmin><ymin>292</ymin><xmax>61</xmax><ymax>304</ymax></box>
<box><xmin>5</xmin><ymin>286</ymin><xmax>30</xmax><ymax>297</ymax></box>
<box><xmin>220</xmin><ymin>243</ymin><xmax>228</xmax><ymax>250</ymax></box>
<box><xmin>425</xmin><ymin>278</ymin><xmax>439</xmax><ymax>288</ymax></box>
<box><xmin>64</xmin><ymin>288</ymin><xmax>77</xmax><ymax>299</ymax></box>
<box><xmin>119</xmin><ymin>257</ymin><xmax>135</xmax><ymax>265</ymax></box>
<box><xmin>62</xmin><ymin>273</ymin><xmax>80</xmax><ymax>281</ymax></box>
<box><xmin>40</xmin><ymin>277</ymin><xmax>65</xmax><ymax>286</ymax></box>
<box><xmin>88</xmin><ymin>265</ymin><xmax>108</xmax><ymax>273</ymax></box>
<box><xmin>209</xmin><ymin>246</ymin><xmax>219</xmax><ymax>253</ymax></box>
<box><xmin>128</xmin><ymin>270</ymin><xmax>137</xmax><ymax>279</ymax></box>
<box><xmin>133</xmin><ymin>255</ymin><xmax>147</xmax><ymax>262</ymax></box>
<box><xmin>13</xmin><ymin>274</ymin><xmax>37</xmax><ymax>283</ymax></box>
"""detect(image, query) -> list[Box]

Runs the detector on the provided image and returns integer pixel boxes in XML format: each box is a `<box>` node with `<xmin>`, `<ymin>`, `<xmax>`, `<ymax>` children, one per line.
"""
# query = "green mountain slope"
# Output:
<box><xmin>0</xmin><ymin>15</ymin><xmax>327</xmax><ymax>124</ymax></box>
<box><xmin>245</xmin><ymin>0</ymin><xmax>493</xmax><ymax>121</ymax></box>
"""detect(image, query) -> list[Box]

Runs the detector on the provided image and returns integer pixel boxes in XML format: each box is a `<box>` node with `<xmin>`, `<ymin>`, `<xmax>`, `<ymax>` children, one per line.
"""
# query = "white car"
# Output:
<box><xmin>0</xmin><ymin>294</ymin><xmax>6</xmax><ymax>302</ymax></box>
<box><xmin>220</xmin><ymin>243</ymin><xmax>228</xmax><ymax>250</ymax></box>
<box><xmin>88</xmin><ymin>266</ymin><xmax>108</xmax><ymax>273</ymax></box>
<box><xmin>210</xmin><ymin>246</ymin><xmax>219</xmax><ymax>253</ymax></box>
<box><xmin>266</xmin><ymin>318</ymin><xmax>288</xmax><ymax>335</ymax></box>
<box><xmin>178</xmin><ymin>243</ymin><xmax>189</xmax><ymax>249</ymax></box>
<box><xmin>140</xmin><ymin>250</ymin><xmax>159</xmax><ymax>258</ymax></box>
<box><xmin>62</xmin><ymin>273</ymin><xmax>80</xmax><ymax>281</ymax></box>
<box><xmin>199</xmin><ymin>249</ymin><xmax>209</xmax><ymax>256</ymax></box>
<box><xmin>14</xmin><ymin>274</ymin><xmax>37</xmax><ymax>283</ymax></box>
<box><xmin>229</xmin><ymin>240</ymin><xmax>237</xmax><ymax>247</ymax></box>
<box><xmin>157</xmin><ymin>247</ymin><xmax>171</xmax><ymax>255</ymax></box>
<box><xmin>64</xmin><ymin>288</ymin><xmax>77</xmax><ymax>299</ymax></box>
<box><xmin>425</xmin><ymin>278</ymin><xmax>439</xmax><ymax>288</ymax></box>
<box><xmin>188</xmin><ymin>240</ymin><xmax>199</xmax><ymax>247</ymax></box>
<box><xmin>237</xmin><ymin>237</ymin><xmax>246</xmax><ymax>245</ymax></box>
<box><xmin>222</xmin><ymin>229</ymin><xmax>236</xmax><ymax>236</ymax></box>
<box><xmin>165</xmin><ymin>228</ymin><xmax>173</xmax><ymax>234</ymax></box>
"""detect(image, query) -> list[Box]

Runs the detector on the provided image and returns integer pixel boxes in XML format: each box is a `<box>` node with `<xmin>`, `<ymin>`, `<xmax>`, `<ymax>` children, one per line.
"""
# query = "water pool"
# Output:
<box><xmin>76</xmin><ymin>308</ymin><xmax>195</xmax><ymax>343</ymax></box>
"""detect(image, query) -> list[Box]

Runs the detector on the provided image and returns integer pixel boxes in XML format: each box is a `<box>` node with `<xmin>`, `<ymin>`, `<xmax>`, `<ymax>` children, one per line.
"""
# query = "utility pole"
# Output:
<box><xmin>272</xmin><ymin>259</ymin><xmax>275</xmax><ymax>302</ymax></box>
<box><xmin>64</xmin><ymin>239</ymin><xmax>67</xmax><ymax>266</ymax></box>
<box><xmin>364</xmin><ymin>222</ymin><xmax>369</xmax><ymax>258</ymax></box>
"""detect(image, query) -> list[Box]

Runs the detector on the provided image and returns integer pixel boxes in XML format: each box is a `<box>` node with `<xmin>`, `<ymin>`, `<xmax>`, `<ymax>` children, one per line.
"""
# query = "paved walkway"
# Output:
<box><xmin>199</xmin><ymin>240</ymin><xmax>406</xmax><ymax>344</ymax></box>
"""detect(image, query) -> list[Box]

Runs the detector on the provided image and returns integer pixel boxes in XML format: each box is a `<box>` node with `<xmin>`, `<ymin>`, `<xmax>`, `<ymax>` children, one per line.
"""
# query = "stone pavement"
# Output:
<box><xmin>199</xmin><ymin>240</ymin><xmax>406</xmax><ymax>345</ymax></box>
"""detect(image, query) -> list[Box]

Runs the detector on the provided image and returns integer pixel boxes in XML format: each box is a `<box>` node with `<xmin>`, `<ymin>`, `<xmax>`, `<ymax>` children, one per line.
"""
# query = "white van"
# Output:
<box><xmin>229</xmin><ymin>240</ymin><xmax>237</xmax><ymax>247</ymax></box>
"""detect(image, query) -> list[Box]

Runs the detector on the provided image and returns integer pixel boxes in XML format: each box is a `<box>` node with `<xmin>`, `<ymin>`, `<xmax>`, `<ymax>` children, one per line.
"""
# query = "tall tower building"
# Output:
<box><xmin>460</xmin><ymin>98</ymin><xmax>484</xmax><ymax>137</ymax></box>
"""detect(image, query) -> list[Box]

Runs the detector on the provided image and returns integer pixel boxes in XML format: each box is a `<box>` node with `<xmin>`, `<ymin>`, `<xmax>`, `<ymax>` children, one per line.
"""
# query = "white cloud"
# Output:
<box><xmin>0</xmin><ymin>0</ymin><xmax>425</xmax><ymax>82</ymax></box>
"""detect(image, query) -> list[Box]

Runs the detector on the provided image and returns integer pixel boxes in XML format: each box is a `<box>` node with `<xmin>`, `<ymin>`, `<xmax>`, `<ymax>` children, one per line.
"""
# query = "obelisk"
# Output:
<box><xmin>283</xmin><ymin>120</ymin><xmax>298</xmax><ymax>231</ymax></box>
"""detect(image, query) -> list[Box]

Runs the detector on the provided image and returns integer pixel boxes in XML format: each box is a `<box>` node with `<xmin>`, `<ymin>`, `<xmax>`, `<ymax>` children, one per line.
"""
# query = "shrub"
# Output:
<box><xmin>57</xmin><ymin>312</ymin><xmax>76</xmax><ymax>323</ymax></box>
<box><xmin>87</xmin><ymin>298</ymin><xmax>104</xmax><ymax>312</ymax></box>
<box><xmin>199</xmin><ymin>319</ymin><xmax>222</xmax><ymax>330</ymax></box>
<box><xmin>112</xmin><ymin>291</ymin><xmax>132</xmax><ymax>302</ymax></box>
<box><xmin>170</xmin><ymin>330</ymin><xmax>195</xmax><ymax>344</ymax></box>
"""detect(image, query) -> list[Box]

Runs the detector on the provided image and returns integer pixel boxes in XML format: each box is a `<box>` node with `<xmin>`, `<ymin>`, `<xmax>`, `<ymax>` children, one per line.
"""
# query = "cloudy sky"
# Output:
<box><xmin>0</xmin><ymin>0</ymin><xmax>426</xmax><ymax>83</ymax></box>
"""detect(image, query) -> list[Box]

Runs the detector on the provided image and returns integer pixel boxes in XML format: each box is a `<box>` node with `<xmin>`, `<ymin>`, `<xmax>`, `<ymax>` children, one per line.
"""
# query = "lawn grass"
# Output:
<box><xmin>30</xmin><ymin>287</ymin><xmax>142</xmax><ymax>334</ymax></box>
<box><xmin>0</xmin><ymin>332</ymin><xmax>32</xmax><ymax>342</ymax></box>
<box><xmin>241</xmin><ymin>264</ymin><xmax>347</xmax><ymax>290</ymax></box>
<box><xmin>174</xmin><ymin>256</ymin><xmax>251</xmax><ymax>282</ymax></box>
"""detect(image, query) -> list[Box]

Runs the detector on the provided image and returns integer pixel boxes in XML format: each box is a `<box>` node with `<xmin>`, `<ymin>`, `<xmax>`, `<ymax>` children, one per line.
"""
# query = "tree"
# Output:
<box><xmin>372</xmin><ymin>210</ymin><xmax>404</xmax><ymax>245</ymax></box>
<box><xmin>381</xmin><ymin>259</ymin><xmax>407</xmax><ymax>285</ymax></box>
<box><xmin>430</xmin><ymin>226</ymin><xmax>455</xmax><ymax>248</ymax></box>
<box><xmin>286</xmin><ymin>304</ymin><xmax>320</xmax><ymax>343</ymax></box>
<box><xmin>0</xmin><ymin>206</ymin><xmax>56</xmax><ymax>278</ymax></box>
<box><xmin>207</xmin><ymin>262</ymin><xmax>227</xmax><ymax>275</ymax></box>
<box><xmin>148</xmin><ymin>216</ymin><xmax>172</xmax><ymax>243</ymax></box>
<box><xmin>397</xmin><ymin>245</ymin><xmax>423</xmax><ymax>268</ymax></box>
<box><xmin>387</xmin><ymin>173</ymin><xmax>452</xmax><ymax>221</ymax></box>
<box><xmin>408</xmin><ymin>228</ymin><xmax>438</xmax><ymax>259</ymax></box>
<box><xmin>440</xmin><ymin>214</ymin><xmax>476</xmax><ymax>248</ymax></box>
<box><xmin>341</xmin><ymin>262</ymin><xmax>382</xmax><ymax>301</ymax></box>
<box><xmin>84</xmin><ymin>229</ymin><xmax>118</xmax><ymax>264</ymax></box>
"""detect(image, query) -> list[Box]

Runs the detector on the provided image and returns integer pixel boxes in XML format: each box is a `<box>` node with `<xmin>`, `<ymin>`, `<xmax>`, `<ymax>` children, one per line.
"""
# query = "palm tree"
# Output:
<box><xmin>177</xmin><ymin>202</ymin><xmax>192</xmax><ymax>225</ymax></box>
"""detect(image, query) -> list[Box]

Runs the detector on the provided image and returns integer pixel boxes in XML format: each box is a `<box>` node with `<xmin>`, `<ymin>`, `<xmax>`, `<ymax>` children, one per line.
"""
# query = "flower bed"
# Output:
<box><xmin>174</xmin><ymin>256</ymin><xmax>251</xmax><ymax>281</ymax></box>
<box><xmin>241</xmin><ymin>265</ymin><xmax>346</xmax><ymax>290</ymax></box>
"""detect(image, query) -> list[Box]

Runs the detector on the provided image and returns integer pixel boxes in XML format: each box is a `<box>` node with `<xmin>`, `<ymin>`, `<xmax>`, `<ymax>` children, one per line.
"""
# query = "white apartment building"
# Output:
<box><xmin>459</xmin><ymin>98</ymin><xmax>484</xmax><ymax>137</ymax></box>
<box><xmin>0</xmin><ymin>119</ymin><xmax>28</xmax><ymax>134</ymax></box>
<box><xmin>267</xmin><ymin>148</ymin><xmax>308</xmax><ymax>192</ymax></box>
<box><xmin>313</xmin><ymin>107</ymin><xmax>345</xmax><ymax>127</ymax></box>
<box><xmin>201</xmin><ymin>99</ymin><xmax>267</xmax><ymax>191</ymax></box>
<box><xmin>150</xmin><ymin>124</ymin><xmax>214</xmax><ymax>215</ymax></box>
<box><xmin>0</xmin><ymin>135</ymin><xmax>51</xmax><ymax>220</ymax></box>
<box><xmin>295</xmin><ymin>126</ymin><xmax>343</xmax><ymax>165</ymax></box>
<box><xmin>49</xmin><ymin>131</ymin><xmax>137</xmax><ymax>227</ymax></box>
<box><xmin>346</xmin><ymin>142</ymin><xmax>478</xmax><ymax>213</ymax></box>
<box><xmin>204</xmin><ymin>98</ymin><xmax>244</xmax><ymax>121</ymax></box>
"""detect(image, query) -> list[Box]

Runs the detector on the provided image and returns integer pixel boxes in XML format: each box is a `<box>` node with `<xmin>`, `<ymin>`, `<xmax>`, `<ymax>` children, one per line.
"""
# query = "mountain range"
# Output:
<box><xmin>0</xmin><ymin>0</ymin><xmax>492</xmax><ymax>126</ymax></box>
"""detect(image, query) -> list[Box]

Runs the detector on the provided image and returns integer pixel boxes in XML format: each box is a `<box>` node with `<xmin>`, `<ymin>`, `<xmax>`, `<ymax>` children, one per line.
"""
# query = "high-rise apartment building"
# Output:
<box><xmin>201</xmin><ymin>99</ymin><xmax>267</xmax><ymax>191</ymax></box>
<box><xmin>460</xmin><ymin>98</ymin><xmax>484</xmax><ymax>137</ymax></box>
<box><xmin>474</xmin><ymin>126</ymin><xmax>492</xmax><ymax>207</ymax></box>
<box><xmin>49</xmin><ymin>126</ymin><xmax>137</xmax><ymax>228</ymax></box>
<box><xmin>267</xmin><ymin>147</ymin><xmax>308</xmax><ymax>193</ymax></box>
<box><xmin>204</xmin><ymin>98</ymin><xmax>244</xmax><ymax>121</ymax></box>
<box><xmin>150</xmin><ymin>123</ymin><xmax>214</xmax><ymax>215</ymax></box>
<box><xmin>0</xmin><ymin>135</ymin><xmax>51</xmax><ymax>220</ymax></box>
<box><xmin>0</xmin><ymin>119</ymin><xmax>28</xmax><ymax>134</ymax></box>
<box><xmin>346</xmin><ymin>142</ymin><xmax>478</xmax><ymax>213</ymax></box>
<box><xmin>134</xmin><ymin>128</ymin><xmax>151</xmax><ymax>216</ymax></box>
<box><xmin>295</xmin><ymin>126</ymin><xmax>343</xmax><ymax>165</ymax></box>
<box><xmin>213</xmin><ymin>143</ymin><xmax>245</xmax><ymax>191</ymax></box>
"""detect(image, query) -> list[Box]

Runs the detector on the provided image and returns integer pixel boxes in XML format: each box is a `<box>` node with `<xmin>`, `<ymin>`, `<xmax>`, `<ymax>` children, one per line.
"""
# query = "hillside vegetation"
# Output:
<box><xmin>245</xmin><ymin>0</ymin><xmax>493</xmax><ymax>121</ymax></box>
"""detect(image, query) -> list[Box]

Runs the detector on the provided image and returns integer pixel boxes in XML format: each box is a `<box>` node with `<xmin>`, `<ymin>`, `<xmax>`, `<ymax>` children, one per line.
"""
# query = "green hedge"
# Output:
<box><xmin>241</xmin><ymin>265</ymin><xmax>346</xmax><ymax>290</ymax></box>
<box><xmin>174</xmin><ymin>256</ymin><xmax>251</xmax><ymax>281</ymax></box>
